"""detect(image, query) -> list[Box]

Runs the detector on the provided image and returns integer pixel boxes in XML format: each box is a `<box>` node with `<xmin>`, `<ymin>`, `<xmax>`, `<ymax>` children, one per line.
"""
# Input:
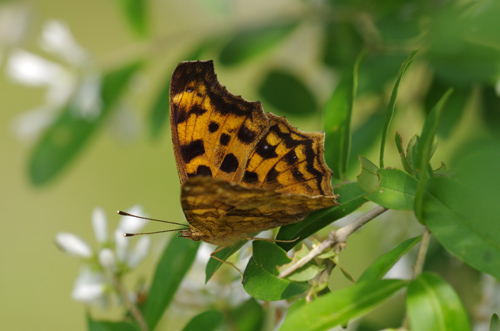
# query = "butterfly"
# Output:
<box><xmin>121</xmin><ymin>60</ymin><xmax>338</xmax><ymax>280</ymax></box>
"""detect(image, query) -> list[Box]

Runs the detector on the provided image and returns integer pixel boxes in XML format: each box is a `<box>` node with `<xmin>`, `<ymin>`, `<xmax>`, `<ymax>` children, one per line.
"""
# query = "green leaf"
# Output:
<box><xmin>277</xmin><ymin>182</ymin><xmax>367</xmax><ymax>251</ymax></box>
<box><xmin>322</xmin><ymin>21</ymin><xmax>363</xmax><ymax>68</ymax></box>
<box><xmin>348</xmin><ymin>110</ymin><xmax>386</xmax><ymax>172</ymax></box>
<box><xmin>414</xmin><ymin>89</ymin><xmax>453</xmax><ymax>221</ymax></box>
<box><xmin>219</xmin><ymin>21</ymin><xmax>298</xmax><ymax>65</ymax></box>
<box><xmin>358</xmin><ymin>236</ymin><xmax>421</xmax><ymax>282</ymax></box>
<box><xmin>243</xmin><ymin>241</ymin><xmax>309</xmax><ymax>301</ymax></box>
<box><xmin>491</xmin><ymin>313</ymin><xmax>500</xmax><ymax>331</ymax></box>
<box><xmin>279</xmin><ymin>279</ymin><xmax>408</xmax><ymax>331</ymax></box>
<box><xmin>87</xmin><ymin>314</ymin><xmax>137</xmax><ymax>331</ymax></box>
<box><xmin>142</xmin><ymin>236</ymin><xmax>200</xmax><ymax>330</ymax></box>
<box><xmin>406</xmin><ymin>134</ymin><xmax>419</xmax><ymax>173</ymax></box>
<box><xmin>406</xmin><ymin>273</ymin><xmax>470</xmax><ymax>331</ymax></box>
<box><xmin>323</xmin><ymin>50</ymin><xmax>364</xmax><ymax>180</ymax></box>
<box><xmin>280</xmin><ymin>247</ymin><xmax>325</xmax><ymax>282</ymax></box>
<box><xmin>423</xmin><ymin>176</ymin><xmax>500</xmax><ymax>279</ymax></box>
<box><xmin>366</xmin><ymin>168</ymin><xmax>418</xmax><ymax>210</ymax></box>
<box><xmin>229</xmin><ymin>299</ymin><xmax>264</xmax><ymax>331</ymax></box>
<box><xmin>356</xmin><ymin>155</ymin><xmax>379</xmax><ymax>194</ymax></box>
<box><xmin>114</xmin><ymin>0</ymin><xmax>148</xmax><ymax>37</ymax></box>
<box><xmin>379</xmin><ymin>50</ymin><xmax>418</xmax><ymax>168</ymax></box>
<box><xmin>395</xmin><ymin>132</ymin><xmax>414</xmax><ymax>175</ymax></box>
<box><xmin>481</xmin><ymin>86</ymin><xmax>500</xmax><ymax>136</ymax></box>
<box><xmin>205</xmin><ymin>241</ymin><xmax>246</xmax><ymax>283</ymax></box>
<box><xmin>424</xmin><ymin>78</ymin><xmax>469</xmax><ymax>139</ymax></box>
<box><xmin>426</xmin><ymin>6</ymin><xmax>500</xmax><ymax>86</ymax></box>
<box><xmin>29</xmin><ymin>62</ymin><xmax>142</xmax><ymax>186</ymax></box>
<box><xmin>182</xmin><ymin>310</ymin><xmax>224</xmax><ymax>331</ymax></box>
<box><xmin>357</xmin><ymin>52</ymin><xmax>409</xmax><ymax>96</ymax></box>
<box><xmin>258</xmin><ymin>69</ymin><xmax>317</xmax><ymax>116</ymax></box>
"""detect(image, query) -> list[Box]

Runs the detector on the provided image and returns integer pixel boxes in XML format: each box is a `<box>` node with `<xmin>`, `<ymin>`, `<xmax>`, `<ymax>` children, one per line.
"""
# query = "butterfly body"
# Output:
<box><xmin>170</xmin><ymin>60</ymin><xmax>338</xmax><ymax>248</ymax></box>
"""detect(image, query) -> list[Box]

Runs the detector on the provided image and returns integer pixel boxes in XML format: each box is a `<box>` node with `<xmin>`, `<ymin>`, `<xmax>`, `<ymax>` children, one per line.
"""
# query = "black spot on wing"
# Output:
<box><xmin>292</xmin><ymin>167</ymin><xmax>305</xmax><ymax>181</ymax></box>
<box><xmin>181</xmin><ymin>139</ymin><xmax>205</xmax><ymax>164</ymax></box>
<box><xmin>237</xmin><ymin>124</ymin><xmax>257</xmax><ymax>144</ymax></box>
<box><xmin>176</xmin><ymin>105</ymin><xmax>188</xmax><ymax>124</ymax></box>
<box><xmin>255</xmin><ymin>141</ymin><xmax>278</xmax><ymax>159</ymax></box>
<box><xmin>269</xmin><ymin>122</ymin><xmax>326</xmax><ymax>195</ymax></box>
<box><xmin>220</xmin><ymin>133</ymin><xmax>231</xmax><ymax>146</ymax></box>
<box><xmin>266</xmin><ymin>167</ymin><xmax>279</xmax><ymax>184</ymax></box>
<box><xmin>208</xmin><ymin>121</ymin><xmax>219</xmax><ymax>133</ymax></box>
<box><xmin>283</xmin><ymin>150</ymin><xmax>298</xmax><ymax>165</ymax></box>
<box><xmin>175</xmin><ymin>105</ymin><xmax>206</xmax><ymax>124</ymax></box>
<box><xmin>195</xmin><ymin>165</ymin><xmax>212</xmax><ymax>177</ymax></box>
<box><xmin>242</xmin><ymin>170</ymin><xmax>259</xmax><ymax>184</ymax></box>
<box><xmin>220</xmin><ymin>153</ymin><xmax>239</xmax><ymax>173</ymax></box>
<box><xmin>191</xmin><ymin>104</ymin><xmax>207</xmax><ymax>116</ymax></box>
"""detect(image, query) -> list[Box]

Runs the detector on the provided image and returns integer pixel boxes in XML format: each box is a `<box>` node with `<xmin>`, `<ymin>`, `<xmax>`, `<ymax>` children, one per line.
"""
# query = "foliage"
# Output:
<box><xmin>15</xmin><ymin>0</ymin><xmax>500</xmax><ymax>330</ymax></box>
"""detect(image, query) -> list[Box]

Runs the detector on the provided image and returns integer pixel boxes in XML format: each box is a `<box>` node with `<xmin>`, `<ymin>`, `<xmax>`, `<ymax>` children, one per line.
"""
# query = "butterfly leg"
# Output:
<box><xmin>247</xmin><ymin>237</ymin><xmax>299</xmax><ymax>243</ymax></box>
<box><xmin>210</xmin><ymin>247</ymin><xmax>244</xmax><ymax>282</ymax></box>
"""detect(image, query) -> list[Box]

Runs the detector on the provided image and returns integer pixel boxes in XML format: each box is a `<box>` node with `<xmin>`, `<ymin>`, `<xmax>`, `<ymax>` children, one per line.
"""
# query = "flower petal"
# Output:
<box><xmin>91</xmin><ymin>207</ymin><xmax>108</xmax><ymax>243</ymax></box>
<box><xmin>10</xmin><ymin>105</ymin><xmax>56</xmax><ymax>143</ymax></box>
<box><xmin>6</xmin><ymin>49</ymin><xmax>65</xmax><ymax>86</ymax></box>
<box><xmin>71</xmin><ymin>268</ymin><xmax>107</xmax><ymax>304</ymax></box>
<box><xmin>126</xmin><ymin>237</ymin><xmax>151</xmax><ymax>268</ymax></box>
<box><xmin>72</xmin><ymin>71</ymin><xmax>102</xmax><ymax>119</ymax></box>
<box><xmin>55</xmin><ymin>232</ymin><xmax>92</xmax><ymax>258</ymax></box>
<box><xmin>0</xmin><ymin>3</ymin><xmax>29</xmax><ymax>47</ymax></box>
<box><xmin>114</xmin><ymin>229</ymin><xmax>129</xmax><ymax>262</ymax></box>
<box><xmin>118</xmin><ymin>205</ymin><xmax>148</xmax><ymax>234</ymax></box>
<box><xmin>98</xmin><ymin>248</ymin><xmax>117</xmax><ymax>272</ymax></box>
<box><xmin>39</xmin><ymin>20</ymin><xmax>88</xmax><ymax>65</ymax></box>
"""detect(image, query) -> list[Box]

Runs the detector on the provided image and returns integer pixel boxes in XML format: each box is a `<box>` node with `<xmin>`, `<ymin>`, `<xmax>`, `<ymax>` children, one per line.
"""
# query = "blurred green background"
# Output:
<box><xmin>2</xmin><ymin>0</ymin><xmax>499</xmax><ymax>329</ymax></box>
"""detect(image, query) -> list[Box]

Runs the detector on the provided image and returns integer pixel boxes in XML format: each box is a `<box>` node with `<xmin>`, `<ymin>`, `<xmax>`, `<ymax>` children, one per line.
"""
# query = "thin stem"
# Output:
<box><xmin>402</xmin><ymin>226</ymin><xmax>432</xmax><ymax>330</ymax></box>
<box><xmin>334</xmin><ymin>205</ymin><xmax>388</xmax><ymax>243</ymax></box>
<box><xmin>113</xmin><ymin>275</ymin><xmax>148</xmax><ymax>331</ymax></box>
<box><xmin>412</xmin><ymin>226</ymin><xmax>431</xmax><ymax>278</ymax></box>
<box><xmin>278</xmin><ymin>205</ymin><xmax>388</xmax><ymax>278</ymax></box>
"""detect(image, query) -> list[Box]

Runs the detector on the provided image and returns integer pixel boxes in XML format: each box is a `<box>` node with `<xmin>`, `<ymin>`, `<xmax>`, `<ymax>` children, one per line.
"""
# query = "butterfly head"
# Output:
<box><xmin>178</xmin><ymin>226</ymin><xmax>207</xmax><ymax>242</ymax></box>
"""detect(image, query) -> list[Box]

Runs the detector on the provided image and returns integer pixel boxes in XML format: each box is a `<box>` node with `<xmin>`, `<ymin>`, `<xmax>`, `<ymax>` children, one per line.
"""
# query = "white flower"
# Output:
<box><xmin>9</xmin><ymin>105</ymin><xmax>57</xmax><ymax>143</ymax></box>
<box><xmin>57</xmin><ymin>206</ymin><xmax>151</xmax><ymax>307</ymax></box>
<box><xmin>39</xmin><ymin>20</ymin><xmax>88</xmax><ymax>65</ymax></box>
<box><xmin>118</xmin><ymin>205</ymin><xmax>149</xmax><ymax>234</ymax></box>
<box><xmin>98</xmin><ymin>248</ymin><xmax>117</xmax><ymax>272</ymax></box>
<box><xmin>71</xmin><ymin>70</ymin><xmax>102</xmax><ymax>119</ymax></box>
<box><xmin>114</xmin><ymin>229</ymin><xmax>129</xmax><ymax>263</ymax></box>
<box><xmin>6</xmin><ymin>49</ymin><xmax>72</xmax><ymax>87</ymax></box>
<box><xmin>126</xmin><ymin>237</ymin><xmax>151</xmax><ymax>268</ymax></box>
<box><xmin>71</xmin><ymin>268</ymin><xmax>107</xmax><ymax>304</ymax></box>
<box><xmin>92</xmin><ymin>207</ymin><xmax>108</xmax><ymax>244</ymax></box>
<box><xmin>0</xmin><ymin>3</ymin><xmax>29</xmax><ymax>50</ymax></box>
<box><xmin>55</xmin><ymin>232</ymin><xmax>92</xmax><ymax>258</ymax></box>
<box><xmin>7</xmin><ymin>19</ymin><xmax>102</xmax><ymax>143</ymax></box>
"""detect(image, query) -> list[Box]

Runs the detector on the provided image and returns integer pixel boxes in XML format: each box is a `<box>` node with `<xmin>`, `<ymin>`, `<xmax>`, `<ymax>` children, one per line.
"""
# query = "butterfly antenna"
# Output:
<box><xmin>117</xmin><ymin>210</ymin><xmax>187</xmax><ymax>226</ymax></box>
<box><xmin>117</xmin><ymin>211</ymin><xmax>189</xmax><ymax>237</ymax></box>
<box><xmin>124</xmin><ymin>228</ymin><xmax>188</xmax><ymax>237</ymax></box>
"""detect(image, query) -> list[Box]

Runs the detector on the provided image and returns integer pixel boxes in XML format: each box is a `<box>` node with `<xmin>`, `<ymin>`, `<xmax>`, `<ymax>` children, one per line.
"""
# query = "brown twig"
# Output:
<box><xmin>278</xmin><ymin>205</ymin><xmax>388</xmax><ymax>279</ymax></box>
<box><xmin>113</xmin><ymin>275</ymin><xmax>149</xmax><ymax>331</ymax></box>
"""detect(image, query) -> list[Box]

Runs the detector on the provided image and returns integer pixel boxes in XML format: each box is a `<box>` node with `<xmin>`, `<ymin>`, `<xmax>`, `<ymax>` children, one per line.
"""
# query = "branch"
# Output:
<box><xmin>278</xmin><ymin>205</ymin><xmax>388</xmax><ymax>279</ymax></box>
